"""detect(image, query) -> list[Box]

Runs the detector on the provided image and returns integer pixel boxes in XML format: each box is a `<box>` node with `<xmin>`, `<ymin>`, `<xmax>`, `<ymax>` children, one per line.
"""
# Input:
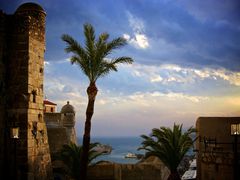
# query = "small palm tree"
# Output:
<box><xmin>139</xmin><ymin>124</ymin><xmax>195</xmax><ymax>180</ymax></box>
<box><xmin>60</xmin><ymin>142</ymin><xmax>104</xmax><ymax>180</ymax></box>
<box><xmin>62</xmin><ymin>23</ymin><xmax>133</xmax><ymax>180</ymax></box>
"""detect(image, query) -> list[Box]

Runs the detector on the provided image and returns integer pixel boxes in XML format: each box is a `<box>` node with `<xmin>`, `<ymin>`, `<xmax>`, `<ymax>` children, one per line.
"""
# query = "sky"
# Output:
<box><xmin>1</xmin><ymin>0</ymin><xmax>240</xmax><ymax>137</ymax></box>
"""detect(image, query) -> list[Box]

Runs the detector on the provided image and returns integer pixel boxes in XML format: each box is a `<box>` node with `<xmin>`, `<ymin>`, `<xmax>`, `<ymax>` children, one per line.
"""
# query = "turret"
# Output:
<box><xmin>60</xmin><ymin>101</ymin><xmax>77</xmax><ymax>143</ymax></box>
<box><xmin>61</xmin><ymin>101</ymin><xmax>75</xmax><ymax>127</ymax></box>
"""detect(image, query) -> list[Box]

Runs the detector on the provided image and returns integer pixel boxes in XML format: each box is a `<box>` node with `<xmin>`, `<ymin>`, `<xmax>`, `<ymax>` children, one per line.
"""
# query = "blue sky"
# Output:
<box><xmin>1</xmin><ymin>0</ymin><xmax>240</xmax><ymax>137</ymax></box>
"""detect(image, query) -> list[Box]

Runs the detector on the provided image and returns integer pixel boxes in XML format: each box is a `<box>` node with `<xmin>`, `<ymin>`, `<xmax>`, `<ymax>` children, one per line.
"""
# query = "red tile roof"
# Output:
<box><xmin>44</xmin><ymin>99</ymin><xmax>57</xmax><ymax>105</ymax></box>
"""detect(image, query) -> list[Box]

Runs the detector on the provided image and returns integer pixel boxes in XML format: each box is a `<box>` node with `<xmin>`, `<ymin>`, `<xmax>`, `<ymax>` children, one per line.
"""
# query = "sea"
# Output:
<box><xmin>77</xmin><ymin>136</ymin><xmax>195</xmax><ymax>164</ymax></box>
<box><xmin>77</xmin><ymin>136</ymin><xmax>144</xmax><ymax>164</ymax></box>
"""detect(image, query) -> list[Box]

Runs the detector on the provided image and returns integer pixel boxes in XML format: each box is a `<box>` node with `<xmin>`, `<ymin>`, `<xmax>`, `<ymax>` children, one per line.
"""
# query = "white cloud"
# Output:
<box><xmin>123</xmin><ymin>34</ymin><xmax>130</xmax><ymax>41</ymax></box>
<box><xmin>160</xmin><ymin>64</ymin><xmax>183</xmax><ymax>72</ymax></box>
<box><xmin>127</xmin><ymin>12</ymin><xmax>145</xmax><ymax>33</ymax></box>
<box><xmin>44</xmin><ymin>61</ymin><xmax>50</xmax><ymax>66</ymax></box>
<box><xmin>150</xmin><ymin>75</ymin><xmax>163</xmax><ymax>82</ymax></box>
<box><xmin>131</xmin><ymin>69</ymin><xmax>142</xmax><ymax>77</ymax></box>
<box><xmin>163</xmin><ymin>92</ymin><xmax>208</xmax><ymax>103</ymax></box>
<box><xmin>132</xmin><ymin>91</ymin><xmax>208</xmax><ymax>103</ymax></box>
<box><xmin>165</xmin><ymin>77</ymin><xmax>178</xmax><ymax>82</ymax></box>
<box><xmin>123</xmin><ymin>33</ymin><xmax>149</xmax><ymax>49</ymax></box>
<box><xmin>129</xmin><ymin>63</ymin><xmax>240</xmax><ymax>86</ymax></box>
<box><xmin>123</xmin><ymin>12</ymin><xmax>149</xmax><ymax>49</ymax></box>
<box><xmin>193</xmin><ymin>69</ymin><xmax>210</xmax><ymax>79</ymax></box>
<box><xmin>44</xmin><ymin>60</ymin><xmax>240</xmax><ymax>136</ymax></box>
<box><xmin>212</xmin><ymin>70</ymin><xmax>240</xmax><ymax>86</ymax></box>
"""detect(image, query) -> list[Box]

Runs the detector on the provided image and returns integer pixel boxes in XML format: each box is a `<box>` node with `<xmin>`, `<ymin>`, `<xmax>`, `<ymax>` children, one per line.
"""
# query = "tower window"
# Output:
<box><xmin>38</xmin><ymin>113</ymin><xmax>42</xmax><ymax>121</ymax></box>
<box><xmin>32</xmin><ymin>90</ymin><xmax>37</xmax><ymax>103</ymax></box>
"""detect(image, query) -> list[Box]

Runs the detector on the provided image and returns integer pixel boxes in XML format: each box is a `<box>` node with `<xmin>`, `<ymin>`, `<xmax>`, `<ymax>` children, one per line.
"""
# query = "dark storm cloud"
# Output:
<box><xmin>1</xmin><ymin>0</ymin><xmax>239</xmax><ymax>70</ymax></box>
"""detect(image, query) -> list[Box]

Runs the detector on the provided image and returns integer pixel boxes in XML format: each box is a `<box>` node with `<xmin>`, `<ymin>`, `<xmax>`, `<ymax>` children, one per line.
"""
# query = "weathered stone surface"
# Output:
<box><xmin>0</xmin><ymin>2</ymin><xmax>53</xmax><ymax>179</ymax></box>
<box><xmin>196</xmin><ymin>117</ymin><xmax>240</xmax><ymax>180</ymax></box>
<box><xmin>45</xmin><ymin>101</ymin><xmax>77</xmax><ymax>153</ymax></box>
<box><xmin>87</xmin><ymin>158</ymin><xmax>170</xmax><ymax>180</ymax></box>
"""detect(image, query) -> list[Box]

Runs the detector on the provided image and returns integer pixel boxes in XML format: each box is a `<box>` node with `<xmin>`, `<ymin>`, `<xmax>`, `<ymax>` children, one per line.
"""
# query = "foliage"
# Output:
<box><xmin>59</xmin><ymin>142</ymin><xmax>104</xmax><ymax>180</ymax></box>
<box><xmin>139</xmin><ymin>124</ymin><xmax>195</xmax><ymax>180</ymax></box>
<box><xmin>62</xmin><ymin>23</ymin><xmax>133</xmax><ymax>180</ymax></box>
<box><xmin>62</xmin><ymin>23</ymin><xmax>133</xmax><ymax>83</ymax></box>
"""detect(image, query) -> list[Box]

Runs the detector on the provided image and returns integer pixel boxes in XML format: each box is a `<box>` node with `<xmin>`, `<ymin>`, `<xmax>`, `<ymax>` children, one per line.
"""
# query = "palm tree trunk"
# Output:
<box><xmin>79</xmin><ymin>82</ymin><xmax>98</xmax><ymax>180</ymax></box>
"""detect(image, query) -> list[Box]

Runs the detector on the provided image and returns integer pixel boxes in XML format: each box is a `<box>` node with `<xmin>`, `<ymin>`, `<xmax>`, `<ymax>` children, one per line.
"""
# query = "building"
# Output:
<box><xmin>44</xmin><ymin>100</ymin><xmax>77</xmax><ymax>154</ymax></box>
<box><xmin>196</xmin><ymin>117</ymin><xmax>240</xmax><ymax>180</ymax></box>
<box><xmin>44</xmin><ymin>99</ymin><xmax>57</xmax><ymax>113</ymax></box>
<box><xmin>0</xmin><ymin>3</ymin><xmax>53</xmax><ymax>179</ymax></box>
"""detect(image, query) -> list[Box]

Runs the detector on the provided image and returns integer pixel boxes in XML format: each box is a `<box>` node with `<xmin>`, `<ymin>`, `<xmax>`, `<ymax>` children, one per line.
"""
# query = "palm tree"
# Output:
<box><xmin>139</xmin><ymin>124</ymin><xmax>195</xmax><ymax>180</ymax></box>
<box><xmin>61</xmin><ymin>23</ymin><xmax>133</xmax><ymax>180</ymax></box>
<box><xmin>60</xmin><ymin>142</ymin><xmax>104</xmax><ymax>180</ymax></box>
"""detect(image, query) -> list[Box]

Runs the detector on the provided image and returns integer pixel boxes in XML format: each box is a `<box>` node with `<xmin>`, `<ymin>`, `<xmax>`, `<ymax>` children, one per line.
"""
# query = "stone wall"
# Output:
<box><xmin>87</xmin><ymin>158</ymin><xmax>169</xmax><ymax>180</ymax></box>
<box><xmin>45</xmin><ymin>112</ymin><xmax>62</xmax><ymax>125</ymax></box>
<box><xmin>47</xmin><ymin>127</ymin><xmax>69</xmax><ymax>154</ymax></box>
<box><xmin>196</xmin><ymin>117</ymin><xmax>240</xmax><ymax>180</ymax></box>
<box><xmin>0</xmin><ymin>3</ymin><xmax>53</xmax><ymax>179</ymax></box>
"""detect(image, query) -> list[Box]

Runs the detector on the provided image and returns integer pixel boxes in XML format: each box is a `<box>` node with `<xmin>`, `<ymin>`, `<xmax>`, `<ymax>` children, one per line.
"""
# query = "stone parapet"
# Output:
<box><xmin>87</xmin><ymin>159</ymin><xmax>169</xmax><ymax>180</ymax></box>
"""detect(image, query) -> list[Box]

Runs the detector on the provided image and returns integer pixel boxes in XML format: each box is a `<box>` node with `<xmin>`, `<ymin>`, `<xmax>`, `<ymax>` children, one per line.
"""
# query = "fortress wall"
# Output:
<box><xmin>87</xmin><ymin>161</ymin><xmax>169</xmax><ymax>180</ymax></box>
<box><xmin>45</xmin><ymin>113</ymin><xmax>61</xmax><ymax>125</ymax></box>
<box><xmin>0</xmin><ymin>3</ymin><xmax>53</xmax><ymax>179</ymax></box>
<box><xmin>47</xmin><ymin>127</ymin><xmax>68</xmax><ymax>154</ymax></box>
<box><xmin>196</xmin><ymin>117</ymin><xmax>240</xmax><ymax>180</ymax></box>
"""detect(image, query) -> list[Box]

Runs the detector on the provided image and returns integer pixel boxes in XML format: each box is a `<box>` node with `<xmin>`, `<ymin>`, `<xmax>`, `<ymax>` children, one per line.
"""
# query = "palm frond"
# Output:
<box><xmin>107</xmin><ymin>37</ymin><xmax>127</xmax><ymax>50</ymax></box>
<box><xmin>61</xmin><ymin>34</ymin><xmax>87</xmax><ymax>58</ymax></box>
<box><xmin>84</xmin><ymin>23</ymin><xmax>95</xmax><ymax>56</ymax></box>
<box><xmin>139</xmin><ymin>124</ymin><xmax>195</xmax><ymax>172</ymax></box>
<box><xmin>111</xmin><ymin>57</ymin><xmax>133</xmax><ymax>65</ymax></box>
<box><xmin>59</xmin><ymin>142</ymin><xmax>105</xmax><ymax>179</ymax></box>
<box><xmin>62</xmin><ymin>23</ymin><xmax>133</xmax><ymax>83</ymax></box>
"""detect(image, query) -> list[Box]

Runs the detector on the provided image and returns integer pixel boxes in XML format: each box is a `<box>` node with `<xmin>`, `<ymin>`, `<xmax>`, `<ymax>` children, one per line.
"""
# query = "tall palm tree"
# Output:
<box><xmin>61</xmin><ymin>23</ymin><xmax>133</xmax><ymax>180</ymax></box>
<box><xmin>139</xmin><ymin>124</ymin><xmax>195</xmax><ymax>180</ymax></box>
<box><xmin>60</xmin><ymin>142</ymin><xmax>104</xmax><ymax>180</ymax></box>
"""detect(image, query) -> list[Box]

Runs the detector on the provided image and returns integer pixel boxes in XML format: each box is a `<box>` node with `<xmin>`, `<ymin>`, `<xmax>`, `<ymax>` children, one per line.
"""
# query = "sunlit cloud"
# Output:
<box><xmin>123</xmin><ymin>12</ymin><xmax>149</xmax><ymax>49</ymax></box>
<box><xmin>128</xmin><ymin>91</ymin><xmax>208</xmax><ymax>103</ymax></box>
<box><xmin>150</xmin><ymin>75</ymin><xmax>163</xmax><ymax>83</ymax></box>
<box><xmin>44</xmin><ymin>60</ymin><xmax>240</xmax><ymax>136</ymax></box>
<box><xmin>44</xmin><ymin>61</ymin><xmax>50</xmax><ymax>66</ymax></box>
<box><xmin>129</xmin><ymin>63</ymin><xmax>240</xmax><ymax>86</ymax></box>
<box><xmin>123</xmin><ymin>33</ymin><xmax>149</xmax><ymax>49</ymax></box>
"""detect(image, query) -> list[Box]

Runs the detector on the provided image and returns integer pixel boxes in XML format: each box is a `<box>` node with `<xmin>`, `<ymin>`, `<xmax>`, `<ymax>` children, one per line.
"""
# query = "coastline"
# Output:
<box><xmin>78</xmin><ymin>136</ymin><xmax>144</xmax><ymax>164</ymax></box>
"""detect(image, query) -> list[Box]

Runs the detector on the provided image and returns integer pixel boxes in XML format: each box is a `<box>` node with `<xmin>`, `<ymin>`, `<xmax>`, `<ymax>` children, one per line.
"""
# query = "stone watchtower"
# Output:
<box><xmin>0</xmin><ymin>3</ymin><xmax>52</xmax><ymax>179</ymax></box>
<box><xmin>60</xmin><ymin>101</ymin><xmax>77</xmax><ymax>143</ymax></box>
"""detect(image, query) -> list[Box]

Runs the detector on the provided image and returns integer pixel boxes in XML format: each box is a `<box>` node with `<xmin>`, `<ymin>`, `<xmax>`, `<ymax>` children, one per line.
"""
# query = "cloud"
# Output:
<box><xmin>44</xmin><ymin>60</ymin><xmax>240</xmax><ymax>136</ymax></box>
<box><xmin>130</xmin><ymin>63</ymin><xmax>240</xmax><ymax>87</ymax></box>
<box><xmin>123</xmin><ymin>33</ymin><xmax>149</xmax><ymax>49</ymax></box>
<box><xmin>91</xmin><ymin>90</ymin><xmax>239</xmax><ymax>136</ymax></box>
<box><xmin>129</xmin><ymin>91</ymin><xmax>208</xmax><ymax>103</ymax></box>
<box><xmin>123</xmin><ymin>12</ymin><xmax>149</xmax><ymax>49</ymax></box>
<box><xmin>178</xmin><ymin>0</ymin><xmax>240</xmax><ymax>24</ymax></box>
<box><xmin>150</xmin><ymin>75</ymin><xmax>163</xmax><ymax>83</ymax></box>
<box><xmin>44</xmin><ymin>61</ymin><xmax>50</xmax><ymax>66</ymax></box>
<box><xmin>127</xmin><ymin>12</ymin><xmax>145</xmax><ymax>33</ymax></box>
<box><xmin>119</xmin><ymin>1</ymin><xmax>240</xmax><ymax>71</ymax></box>
<box><xmin>5</xmin><ymin>0</ymin><xmax>237</xmax><ymax>71</ymax></box>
